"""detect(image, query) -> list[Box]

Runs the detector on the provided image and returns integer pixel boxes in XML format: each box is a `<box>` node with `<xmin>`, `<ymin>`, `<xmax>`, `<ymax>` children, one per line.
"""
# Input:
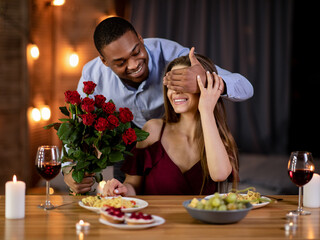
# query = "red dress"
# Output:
<box><xmin>121</xmin><ymin>124</ymin><xmax>229</xmax><ymax>195</ymax></box>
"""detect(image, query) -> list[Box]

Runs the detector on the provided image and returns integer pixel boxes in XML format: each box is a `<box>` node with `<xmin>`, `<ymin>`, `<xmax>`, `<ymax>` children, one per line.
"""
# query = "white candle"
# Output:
<box><xmin>303</xmin><ymin>173</ymin><xmax>320</xmax><ymax>208</ymax></box>
<box><xmin>5</xmin><ymin>175</ymin><xmax>26</xmax><ymax>219</ymax></box>
<box><xmin>76</xmin><ymin>220</ymin><xmax>90</xmax><ymax>231</ymax></box>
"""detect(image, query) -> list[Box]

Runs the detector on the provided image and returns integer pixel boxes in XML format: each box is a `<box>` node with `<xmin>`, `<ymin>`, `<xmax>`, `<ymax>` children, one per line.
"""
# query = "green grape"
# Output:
<box><xmin>225</xmin><ymin>193</ymin><xmax>237</xmax><ymax>203</ymax></box>
<box><xmin>204</xmin><ymin>200</ymin><xmax>212</xmax><ymax>210</ymax></box>
<box><xmin>218</xmin><ymin>204</ymin><xmax>227</xmax><ymax>211</ymax></box>
<box><xmin>227</xmin><ymin>203</ymin><xmax>237</xmax><ymax>210</ymax></box>
<box><xmin>196</xmin><ymin>202</ymin><xmax>205</xmax><ymax>209</ymax></box>
<box><xmin>211</xmin><ymin>197</ymin><xmax>221</xmax><ymax>207</ymax></box>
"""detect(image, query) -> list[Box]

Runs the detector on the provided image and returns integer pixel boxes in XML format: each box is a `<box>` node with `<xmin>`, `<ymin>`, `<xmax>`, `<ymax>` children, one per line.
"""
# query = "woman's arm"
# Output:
<box><xmin>197</xmin><ymin>72</ymin><xmax>232</xmax><ymax>181</ymax></box>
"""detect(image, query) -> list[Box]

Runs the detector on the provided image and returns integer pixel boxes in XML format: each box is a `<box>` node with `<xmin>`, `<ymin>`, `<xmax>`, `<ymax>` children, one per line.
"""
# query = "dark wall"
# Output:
<box><xmin>289</xmin><ymin>0</ymin><xmax>320</xmax><ymax>156</ymax></box>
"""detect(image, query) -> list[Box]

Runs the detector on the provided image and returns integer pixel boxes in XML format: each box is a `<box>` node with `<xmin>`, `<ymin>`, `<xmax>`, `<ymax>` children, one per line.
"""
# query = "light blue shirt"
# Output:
<box><xmin>77</xmin><ymin>38</ymin><xmax>253</xmax><ymax>128</ymax></box>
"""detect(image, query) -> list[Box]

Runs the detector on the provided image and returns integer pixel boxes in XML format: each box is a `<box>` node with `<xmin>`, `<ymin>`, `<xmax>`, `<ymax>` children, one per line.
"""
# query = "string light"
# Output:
<box><xmin>52</xmin><ymin>0</ymin><xmax>65</xmax><ymax>6</ymax></box>
<box><xmin>31</xmin><ymin>108</ymin><xmax>41</xmax><ymax>122</ymax></box>
<box><xmin>29</xmin><ymin>44</ymin><xmax>40</xmax><ymax>59</ymax></box>
<box><xmin>69</xmin><ymin>52</ymin><xmax>79</xmax><ymax>67</ymax></box>
<box><xmin>40</xmin><ymin>106</ymin><xmax>51</xmax><ymax>120</ymax></box>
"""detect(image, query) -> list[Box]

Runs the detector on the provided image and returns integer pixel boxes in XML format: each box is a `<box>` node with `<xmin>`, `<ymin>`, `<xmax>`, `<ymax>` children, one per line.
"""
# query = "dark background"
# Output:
<box><xmin>289</xmin><ymin>0</ymin><xmax>320</xmax><ymax>157</ymax></box>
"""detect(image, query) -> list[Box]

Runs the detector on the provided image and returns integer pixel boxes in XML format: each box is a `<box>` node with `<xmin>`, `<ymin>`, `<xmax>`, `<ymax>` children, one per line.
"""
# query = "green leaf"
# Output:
<box><xmin>94</xmin><ymin>172</ymin><xmax>103</xmax><ymax>182</ymax></box>
<box><xmin>57</xmin><ymin>122</ymin><xmax>74</xmax><ymax>140</ymax></box>
<box><xmin>97</xmin><ymin>156</ymin><xmax>108</xmax><ymax>168</ymax></box>
<box><xmin>100</xmin><ymin>147</ymin><xmax>111</xmax><ymax>156</ymax></box>
<box><xmin>75</xmin><ymin>161</ymin><xmax>90</xmax><ymax>171</ymax></box>
<box><xmin>58</xmin><ymin>118</ymin><xmax>72</xmax><ymax>122</ymax></box>
<box><xmin>72</xmin><ymin>169</ymin><xmax>85</xmax><ymax>183</ymax></box>
<box><xmin>43</xmin><ymin>122</ymin><xmax>60</xmax><ymax>130</ymax></box>
<box><xmin>72</xmin><ymin>149</ymin><xmax>86</xmax><ymax>159</ymax></box>
<box><xmin>123</xmin><ymin>150</ymin><xmax>133</xmax><ymax>156</ymax></box>
<box><xmin>69</xmin><ymin>126</ymin><xmax>83</xmax><ymax>143</ymax></box>
<box><xmin>134</xmin><ymin>128</ymin><xmax>149</xmax><ymax>142</ymax></box>
<box><xmin>109</xmin><ymin>151</ymin><xmax>124</xmax><ymax>163</ymax></box>
<box><xmin>59</xmin><ymin>106</ymin><xmax>70</xmax><ymax>117</ymax></box>
<box><xmin>114</xmin><ymin>144</ymin><xmax>126</xmax><ymax>152</ymax></box>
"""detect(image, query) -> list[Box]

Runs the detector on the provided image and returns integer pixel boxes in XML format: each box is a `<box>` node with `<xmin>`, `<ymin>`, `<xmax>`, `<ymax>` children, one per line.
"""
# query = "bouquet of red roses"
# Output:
<box><xmin>44</xmin><ymin>81</ymin><xmax>149</xmax><ymax>184</ymax></box>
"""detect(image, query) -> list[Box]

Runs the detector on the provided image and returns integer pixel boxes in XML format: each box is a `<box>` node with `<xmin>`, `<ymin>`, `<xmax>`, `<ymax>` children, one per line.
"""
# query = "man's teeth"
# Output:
<box><xmin>132</xmin><ymin>65</ymin><xmax>142</xmax><ymax>74</ymax></box>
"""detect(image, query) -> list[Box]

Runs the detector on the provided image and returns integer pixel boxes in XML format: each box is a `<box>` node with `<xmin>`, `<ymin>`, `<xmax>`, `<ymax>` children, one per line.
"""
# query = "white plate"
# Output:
<box><xmin>204</xmin><ymin>194</ymin><xmax>271</xmax><ymax>209</ymax></box>
<box><xmin>99</xmin><ymin>215</ymin><xmax>165</xmax><ymax>229</ymax></box>
<box><xmin>78</xmin><ymin>197</ymin><xmax>148</xmax><ymax>213</ymax></box>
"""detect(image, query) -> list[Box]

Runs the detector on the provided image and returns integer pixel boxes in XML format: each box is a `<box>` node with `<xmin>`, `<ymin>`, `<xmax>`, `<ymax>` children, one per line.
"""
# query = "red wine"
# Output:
<box><xmin>36</xmin><ymin>164</ymin><xmax>61</xmax><ymax>181</ymax></box>
<box><xmin>288</xmin><ymin>169</ymin><xmax>314</xmax><ymax>186</ymax></box>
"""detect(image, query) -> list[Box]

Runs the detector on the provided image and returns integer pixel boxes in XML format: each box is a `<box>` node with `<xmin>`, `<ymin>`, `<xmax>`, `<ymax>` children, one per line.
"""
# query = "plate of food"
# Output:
<box><xmin>205</xmin><ymin>188</ymin><xmax>271</xmax><ymax>209</ymax></box>
<box><xmin>79</xmin><ymin>196</ymin><xmax>148</xmax><ymax>213</ymax></box>
<box><xmin>99</xmin><ymin>207</ymin><xmax>165</xmax><ymax>229</ymax></box>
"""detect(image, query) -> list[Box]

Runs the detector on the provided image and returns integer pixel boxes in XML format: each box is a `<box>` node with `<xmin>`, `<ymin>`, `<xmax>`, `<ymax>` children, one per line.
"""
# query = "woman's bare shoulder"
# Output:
<box><xmin>136</xmin><ymin>119</ymin><xmax>164</xmax><ymax>148</ymax></box>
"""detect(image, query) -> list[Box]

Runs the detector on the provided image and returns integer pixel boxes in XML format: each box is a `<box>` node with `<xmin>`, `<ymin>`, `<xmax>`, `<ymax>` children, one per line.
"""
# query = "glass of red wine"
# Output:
<box><xmin>288</xmin><ymin>151</ymin><xmax>314</xmax><ymax>215</ymax></box>
<box><xmin>35</xmin><ymin>145</ymin><xmax>61</xmax><ymax>210</ymax></box>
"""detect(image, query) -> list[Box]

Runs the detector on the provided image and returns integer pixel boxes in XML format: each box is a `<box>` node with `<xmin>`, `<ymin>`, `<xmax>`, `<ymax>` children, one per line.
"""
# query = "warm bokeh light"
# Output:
<box><xmin>30</xmin><ymin>44</ymin><xmax>40</xmax><ymax>59</ymax></box>
<box><xmin>69</xmin><ymin>52</ymin><xmax>79</xmax><ymax>67</ymax></box>
<box><xmin>31</xmin><ymin>108</ymin><xmax>41</xmax><ymax>122</ymax></box>
<box><xmin>40</xmin><ymin>106</ymin><xmax>51</xmax><ymax>120</ymax></box>
<box><xmin>52</xmin><ymin>0</ymin><xmax>65</xmax><ymax>6</ymax></box>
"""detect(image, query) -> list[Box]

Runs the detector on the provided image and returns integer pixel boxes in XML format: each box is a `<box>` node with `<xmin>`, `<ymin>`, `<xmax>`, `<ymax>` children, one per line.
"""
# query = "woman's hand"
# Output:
<box><xmin>197</xmin><ymin>71</ymin><xmax>224</xmax><ymax>114</ymax></box>
<box><xmin>103</xmin><ymin>178</ymin><xmax>128</xmax><ymax>196</ymax></box>
<box><xmin>64</xmin><ymin>170</ymin><xmax>95</xmax><ymax>194</ymax></box>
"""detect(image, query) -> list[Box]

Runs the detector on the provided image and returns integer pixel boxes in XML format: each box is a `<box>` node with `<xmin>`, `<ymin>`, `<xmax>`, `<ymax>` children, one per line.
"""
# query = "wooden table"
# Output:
<box><xmin>0</xmin><ymin>195</ymin><xmax>319</xmax><ymax>239</ymax></box>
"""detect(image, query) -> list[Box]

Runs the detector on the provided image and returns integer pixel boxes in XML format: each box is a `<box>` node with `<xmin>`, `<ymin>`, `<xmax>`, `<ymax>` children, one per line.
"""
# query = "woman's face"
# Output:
<box><xmin>166</xmin><ymin>64</ymin><xmax>199</xmax><ymax>114</ymax></box>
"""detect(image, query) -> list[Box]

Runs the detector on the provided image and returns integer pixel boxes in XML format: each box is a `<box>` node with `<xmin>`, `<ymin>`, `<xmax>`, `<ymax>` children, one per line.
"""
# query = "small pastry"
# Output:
<box><xmin>125</xmin><ymin>212</ymin><xmax>154</xmax><ymax>225</ymax></box>
<box><xmin>100</xmin><ymin>207</ymin><xmax>125</xmax><ymax>224</ymax></box>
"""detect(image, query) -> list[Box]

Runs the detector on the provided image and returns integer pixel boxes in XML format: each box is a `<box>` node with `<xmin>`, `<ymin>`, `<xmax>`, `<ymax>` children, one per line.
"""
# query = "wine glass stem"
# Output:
<box><xmin>46</xmin><ymin>181</ymin><xmax>51</xmax><ymax>206</ymax></box>
<box><xmin>298</xmin><ymin>186</ymin><xmax>303</xmax><ymax>212</ymax></box>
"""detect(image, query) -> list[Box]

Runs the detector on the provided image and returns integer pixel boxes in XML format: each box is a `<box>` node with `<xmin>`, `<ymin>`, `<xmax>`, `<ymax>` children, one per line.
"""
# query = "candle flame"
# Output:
<box><xmin>79</xmin><ymin>220</ymin><xmax>84</xmax><ymax>225</ymax></box>
<box><xmin>99</xmin><ymin>180</ymin><xmax>106</xmax><ymax>188</ymax></box>
<box><xmin>13</xmin><ymin>175</ymin><xmax>17</xmax><ymax>182</ymax></box>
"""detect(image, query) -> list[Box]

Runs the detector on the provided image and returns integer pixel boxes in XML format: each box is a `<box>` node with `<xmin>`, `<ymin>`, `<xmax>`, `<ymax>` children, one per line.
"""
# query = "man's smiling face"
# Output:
<box><xmin>100</xmin><ymin>30</ymin><xmax>149</xmax><ymax>86</ymax></box>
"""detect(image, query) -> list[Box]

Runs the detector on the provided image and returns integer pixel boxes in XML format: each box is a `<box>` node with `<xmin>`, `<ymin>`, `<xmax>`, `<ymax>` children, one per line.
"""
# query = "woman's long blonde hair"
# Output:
<box><xmin>163</xmin><ymin>54</ymin><xmax>239</xmax><ymax>193</ymax></box>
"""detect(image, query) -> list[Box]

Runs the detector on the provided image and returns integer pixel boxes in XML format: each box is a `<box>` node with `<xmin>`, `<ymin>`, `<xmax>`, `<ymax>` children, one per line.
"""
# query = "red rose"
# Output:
<box><xmin>83</xmin><ymin>81</ymin><xmax>97</xmax><ymax>95</ymax></box>
<box><xmin>81</xmin><ymin>113</ymin><xmax>96</xmax><ymax>126</ymax></box>
<box><xmin>122</xmin><ymin>128</ymin><xmax>137</xmax><ymax>145</ymax></box>
<box><xmin>119</xmin><ymin>107</ymin><xmax>133</xmax><ymax>123</ymax></box>
<box><xmin>106</xmin><ymin>115</ymin><xmax>119</xmax><ymax>130</ymax></box>
<box><xmin>102</xmin><ymin>102</ymin><xmax>116</xmax><ymax>114</ymax></box>
<box><xmin>65</xmin><ymin>90</ymin><xmax>81</xmax><ymax>105</ymax></box>
<box><xmin>94</xmin><ymin>117</ymin><xmax>108</xmax><ymax>132</ymax></box>
<box><xmin>94</xmin><ymin>95</ymin><xmax>106</xmax><ymax>108</ymax></box>
<box><xmin>81</xmin><ymin>97</ymin><xmax>95</xmax><ymax>113</ymax></box>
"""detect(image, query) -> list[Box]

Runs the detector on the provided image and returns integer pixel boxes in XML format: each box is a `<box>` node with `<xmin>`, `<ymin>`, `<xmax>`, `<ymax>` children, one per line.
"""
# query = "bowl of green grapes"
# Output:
<box><xmin>183</xmin><ymin>192</ymin><xmax>253</xmax><ymax>224</ymax></box>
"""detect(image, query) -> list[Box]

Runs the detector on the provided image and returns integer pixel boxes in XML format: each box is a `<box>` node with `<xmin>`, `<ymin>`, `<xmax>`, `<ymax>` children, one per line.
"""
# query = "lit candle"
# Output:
<box><xmin>76</xmin><ymin>220</ymin><xmax>90</xmax><ymax>231</ymax></box>
<box><xmin>97</xmin><ymin>180</ymin><xmax>106</xmax><ymax>196</ymax></box>
<box><xmin>286</xmin><ymin>212</ymin><xmax>298</xmax><ymax>224</ymax></box>
<box><xmin>5</xmin><ymin>175</ymin><xmax>26</xmax><ymax>219</ymax></box>
<box><xmin>303</xmin><ymin>173</ymin><xmax>320</xmax><ymax>208</ymax></box>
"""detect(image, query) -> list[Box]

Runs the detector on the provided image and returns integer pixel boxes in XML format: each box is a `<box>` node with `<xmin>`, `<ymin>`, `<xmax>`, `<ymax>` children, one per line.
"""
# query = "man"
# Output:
<box><xmin>64</xmin><ymin>17</ymin><xmax>253</xmax><ymax>194</ymax></box>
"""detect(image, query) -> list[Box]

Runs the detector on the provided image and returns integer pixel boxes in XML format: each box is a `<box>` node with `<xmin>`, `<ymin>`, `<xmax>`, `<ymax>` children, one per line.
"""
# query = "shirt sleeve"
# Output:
<box><xmin>215</xmin><ymin>65</ymin><xmax>254</xmax><ymax>102</ymax></box>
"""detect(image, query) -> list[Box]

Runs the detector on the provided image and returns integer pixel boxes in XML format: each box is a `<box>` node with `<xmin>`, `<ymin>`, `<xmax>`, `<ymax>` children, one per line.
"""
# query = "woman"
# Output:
<box><xmin>104</xmin><ymin>52</ymin><xmax>238</xmax><ymax>196</ymax></box>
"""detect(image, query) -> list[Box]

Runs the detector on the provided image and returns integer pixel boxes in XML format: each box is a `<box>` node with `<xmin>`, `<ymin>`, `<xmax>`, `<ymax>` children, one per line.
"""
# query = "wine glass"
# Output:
<box><xmin>35</xmin><ymin>145</ymin><xmax>61</xmax><ymax>210</ymax></box>
<box><xmin>288</xmin><ymin>151</ymin><xmax>315</xmax><ymax>215</ymax></box>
